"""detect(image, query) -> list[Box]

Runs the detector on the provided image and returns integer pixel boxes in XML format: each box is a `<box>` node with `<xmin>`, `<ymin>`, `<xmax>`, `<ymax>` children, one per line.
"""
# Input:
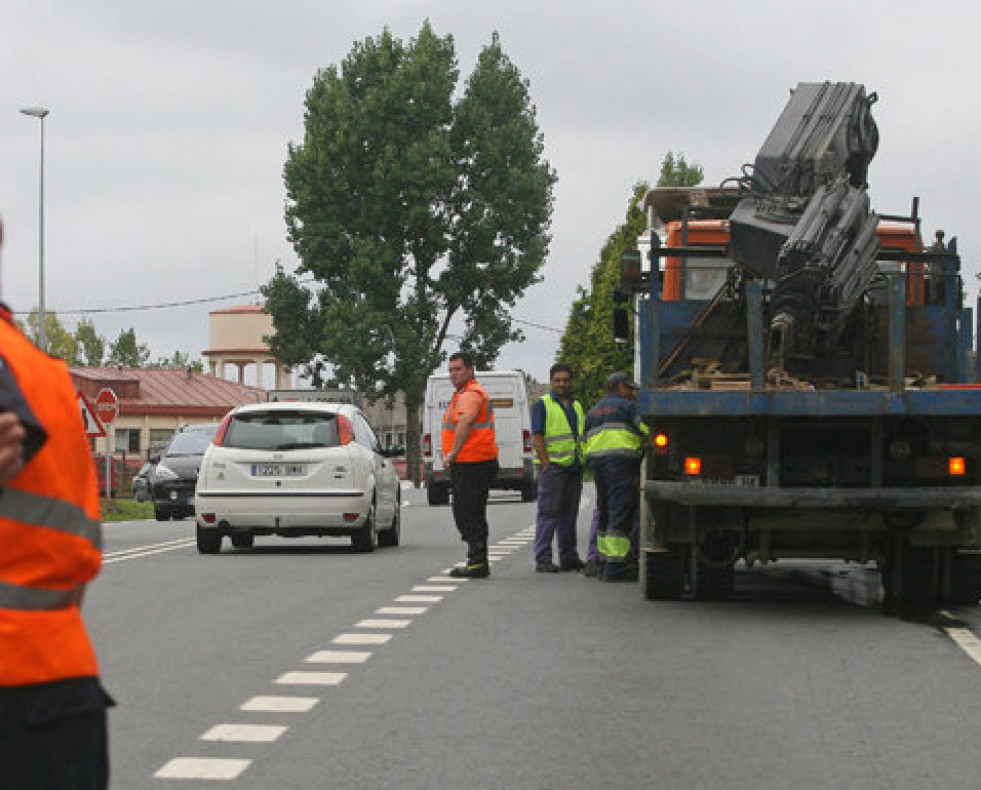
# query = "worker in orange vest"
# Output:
<box><xmin>442</xmin><ymin>351</ymin><xmax>499</xmax><ymax>578</ymax></box>
<box><xmin>0</xmin><ymin>219</ymin><xmax>112</xmax><ymax>789</ymax></box>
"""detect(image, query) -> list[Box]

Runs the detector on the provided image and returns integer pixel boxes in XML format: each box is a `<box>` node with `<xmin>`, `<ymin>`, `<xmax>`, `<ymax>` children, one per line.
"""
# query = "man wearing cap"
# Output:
<box><xmin>584</xmin><ymin>372</ymin><xmax>649</xmax><ymax>582</ymax></box>
<box><xmin>583</xmin><ymin>376</ymin><xmax>641</xmax><ymax>578</ymax></box>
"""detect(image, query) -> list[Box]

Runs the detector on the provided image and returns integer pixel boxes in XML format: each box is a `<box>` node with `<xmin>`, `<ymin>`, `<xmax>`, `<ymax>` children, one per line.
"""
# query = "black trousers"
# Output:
<box><xmin>450</xmin><ymin>458</ymin><xmax>499</xmax><ymax>549</ymax></box>
<box><xmin>0</xmin><ymin>677</ymin><xmax>112</xmax><ymax>790</ymax></box>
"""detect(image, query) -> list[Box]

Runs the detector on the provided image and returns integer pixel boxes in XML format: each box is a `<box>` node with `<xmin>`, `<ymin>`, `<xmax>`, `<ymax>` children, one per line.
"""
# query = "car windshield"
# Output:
<box><xmin>166</xmin><ymin>427</ymin><xmax>217</xmax><ymax>456</ymax></box>
<box><xmin>223</xmin><ymin>411</ymin><xmax>341</xmax><ymax>451</ymax></box>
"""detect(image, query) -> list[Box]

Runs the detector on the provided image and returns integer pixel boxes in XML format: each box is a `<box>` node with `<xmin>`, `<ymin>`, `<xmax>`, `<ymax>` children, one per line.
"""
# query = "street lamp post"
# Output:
<box><xmin>20</xmin><ymin>106</ymin><xmax>49</xmax><ymax>351</ymax></box>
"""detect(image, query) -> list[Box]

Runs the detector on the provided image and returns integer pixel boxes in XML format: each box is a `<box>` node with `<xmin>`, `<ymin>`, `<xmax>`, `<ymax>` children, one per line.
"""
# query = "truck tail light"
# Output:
<box><xmin>523</xmin><ymin>429</ymin><xmax>533</xmax><ymax>454</ymax></box>
<box><xmin>654</xmin><ymin>432</ymin><xmax>669</xmax><ymax>454</ymax></box>
<box><xmin>950</xmin><ymin>457</ymin><xmax>967</xmax><ymax>476</ymax></box>
<box><xmin>684</xmin><ymin>457</ymin><xmax>702</xmax><ymax>475</ymax></box>
<box><xmin>423</xmin><ymin>433</ymin><xmax>432</xmax><ymax>458</ymax></box>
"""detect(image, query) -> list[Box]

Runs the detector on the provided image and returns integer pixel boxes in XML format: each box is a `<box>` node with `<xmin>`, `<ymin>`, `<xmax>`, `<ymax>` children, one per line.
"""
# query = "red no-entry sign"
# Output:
<box><xmin>95</xmin><ymin>388</ymin><xmax>119</xmax><ymax>426</ymax></box>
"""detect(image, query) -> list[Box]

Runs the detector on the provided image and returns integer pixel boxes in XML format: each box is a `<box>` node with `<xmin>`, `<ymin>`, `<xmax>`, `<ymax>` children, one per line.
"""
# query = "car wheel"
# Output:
<box><xmin>351</xmin><ymin>500</ymin><xmax>377</xmax><ymax>553</ymax></box>
<box><xmin>154</xmin><ymin>504</ymin><xmax>171</xmax><ymax>522</ymax></box>
<box><xmin>230</xmin><ymin>533</ymin><xmax>254</xmax><ymax>549</ymax></box>
<box><xmin>378</xmin><ymin>491</ymin><xmax>401</xmax><ymax>548</ymax></box>
<box><xmin>196</xmin><ymin>525</ymin><xmax>222</xmax><ymax>555</ymax></box>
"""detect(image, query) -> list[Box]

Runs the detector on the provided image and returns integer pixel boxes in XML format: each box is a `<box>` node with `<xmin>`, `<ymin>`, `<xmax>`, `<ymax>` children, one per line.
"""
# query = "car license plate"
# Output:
<box><xmin>251</xmin><ymin>463</ymin><xmax>306</xmax><ymax>477</ymax></box>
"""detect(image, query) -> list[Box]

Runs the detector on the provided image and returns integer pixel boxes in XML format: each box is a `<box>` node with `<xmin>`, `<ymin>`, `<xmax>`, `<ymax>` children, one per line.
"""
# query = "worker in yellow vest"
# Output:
<box><xmin>532</xmin><ymin>362</ymin><xmax>586</xmax><ymax>573</ymax></box>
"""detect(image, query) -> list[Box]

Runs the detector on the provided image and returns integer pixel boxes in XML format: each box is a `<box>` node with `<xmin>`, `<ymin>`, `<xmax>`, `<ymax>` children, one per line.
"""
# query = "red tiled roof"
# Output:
<box><xmin>70</xmin><ymin>367</ymin><xmax>266</xmax><ymax>418</ymax></box>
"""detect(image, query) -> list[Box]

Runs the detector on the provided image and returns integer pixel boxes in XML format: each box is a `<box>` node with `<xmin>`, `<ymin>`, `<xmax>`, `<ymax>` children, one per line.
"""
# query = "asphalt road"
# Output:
<box><xmin>86</xmin><ymin>486</ymin><xmax>981</xmax><ymax>789</ymax></box>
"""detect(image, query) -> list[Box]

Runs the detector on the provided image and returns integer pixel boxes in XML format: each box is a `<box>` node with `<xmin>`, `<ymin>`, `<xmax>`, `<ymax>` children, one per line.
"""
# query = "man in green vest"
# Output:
<box><xmin>584</xmin><ymin>372</ymin><xmax>649</xmax><ymax>582</ymax></box>
<box><xmin>532</xmin><ymin>363</ymin><xmax>586</xmax><ymax>573</ymax></box>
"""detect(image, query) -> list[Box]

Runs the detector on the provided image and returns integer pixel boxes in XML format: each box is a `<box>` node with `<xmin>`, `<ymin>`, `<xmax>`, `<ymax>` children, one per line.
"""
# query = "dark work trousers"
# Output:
<box><xmin>0</xmin><ymin>677</ymin><xmax>112</xmax><ymax>790</ymax></box>
<box><xmin>450</xmin><ymin>458</ymin><xmax>499</xmax><ymax>557</ymax></box>
<box><xmin>534</xmin><ymin>465</ymin><xmax>583</xmax><ymax>564</ymax></box>
<box><xmin>590</xmin><ymin>456</ymin><xmax>641</xmax><ymax>570</ymax></box>
<box><xmin>586</xmin><ymin>498</ymin><xmax>640</xmax><ymax>564</ymax></box>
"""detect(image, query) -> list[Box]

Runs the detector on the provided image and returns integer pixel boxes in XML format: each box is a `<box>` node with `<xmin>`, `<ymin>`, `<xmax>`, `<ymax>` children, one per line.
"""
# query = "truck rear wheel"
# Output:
<box><xmin>884</xmin><ymin>538</ymin><xmax>939</xmax><ymax>613</ymax></box>
<box><xmin>943</xmin><ymin>550</ymin><xmax>981</xmax><ymax>606</ymax></box>
<box><xmin>691</xmin><ymin>534</ymin><xmax>736</xmax><ymax>601</ymax></box>
<box><xmin>642</xmin><ymin>547</ymin><xmax>685</xmax><ymax>600</ymax></box>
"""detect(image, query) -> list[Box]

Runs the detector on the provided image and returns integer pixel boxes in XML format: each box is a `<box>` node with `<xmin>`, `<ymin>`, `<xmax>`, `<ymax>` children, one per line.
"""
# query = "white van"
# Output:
<box><xmin>422</xmin><ymin>370</ymin><xmax>536</xmax><ymax>506</ymax></box>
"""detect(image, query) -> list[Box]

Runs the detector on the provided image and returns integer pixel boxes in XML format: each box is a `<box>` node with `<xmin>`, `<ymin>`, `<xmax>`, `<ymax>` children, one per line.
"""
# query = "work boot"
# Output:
<box><xmin>559</xmin><ymin>556</ymin><xmax>585</xmax><ymax>572</ymax></box>
<box><xmin>450</xmin><ymin>560</ymin><xmax>490</xmax><ymax>579</ymax></box>
<box><xmin>535</xmin><ymin>560</ymin><xmax>560</xmax><ymax>573</ymax></box>
<box><xmin>583</xmin><ymin>559</ymin><xmax>602</xmax><ymax>579</ymax></box>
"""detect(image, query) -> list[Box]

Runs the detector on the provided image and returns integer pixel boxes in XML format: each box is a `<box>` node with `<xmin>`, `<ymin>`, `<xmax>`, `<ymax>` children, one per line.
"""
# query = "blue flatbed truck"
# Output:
<box><xmin>619</xmin><ymin>83</ymin><xmax>981</xmax><ymax>611</ymax></box>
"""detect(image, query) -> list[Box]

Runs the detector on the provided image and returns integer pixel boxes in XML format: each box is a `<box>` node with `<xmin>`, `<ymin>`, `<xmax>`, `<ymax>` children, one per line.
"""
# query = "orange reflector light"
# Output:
<box><xmin>684</xmin><ymin>457</ymin><xmax>701</xmax><ymax>475</ymax></box>
<box><xmin>950</xmin><ymin>457</ymin><xmax>967</xmax><ymax>476</ymax></box>
<box><xmin>654</xmin><ymin>433</ymin><xmax>668</xmax><ymax>448</ymax></box>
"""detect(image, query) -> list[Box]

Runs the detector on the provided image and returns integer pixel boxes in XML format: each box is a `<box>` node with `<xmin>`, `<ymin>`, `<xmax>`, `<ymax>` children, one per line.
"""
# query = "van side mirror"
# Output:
<box><xmin>612</xmin><ymin>308</ymin><xmax>630</xmax><ymax>344</ymax></box>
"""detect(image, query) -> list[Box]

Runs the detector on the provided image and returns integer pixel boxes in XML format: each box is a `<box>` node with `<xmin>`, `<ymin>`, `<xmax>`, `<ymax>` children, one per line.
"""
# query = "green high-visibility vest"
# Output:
<box><xmin>584</xmin><ymin>419</ymin><xmax>648</xmax><ymax>461</ymax></box>
<box><xmin>535</xmin><ymin>395</ymin><xmax>585</xmax><ymax>467</ymax></box>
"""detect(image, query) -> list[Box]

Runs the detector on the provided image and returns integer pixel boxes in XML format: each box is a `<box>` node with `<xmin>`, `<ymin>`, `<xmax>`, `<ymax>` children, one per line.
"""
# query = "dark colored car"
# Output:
<box><xmin>132</xmin><ymin>461</ymin><xmax>154</xmax><ymax>502</ymax></box>
<box><xmin>150</xmin><ymin>422</ymin><xmax>220</xmax><ymax>521</ymax></box>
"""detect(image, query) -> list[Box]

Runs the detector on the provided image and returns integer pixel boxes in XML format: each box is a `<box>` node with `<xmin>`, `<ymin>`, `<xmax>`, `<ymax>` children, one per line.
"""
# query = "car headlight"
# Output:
<box><xmin>155</xmin><ymin>464</ymin><xmax>179</xmax><ymax>481</ymax></box>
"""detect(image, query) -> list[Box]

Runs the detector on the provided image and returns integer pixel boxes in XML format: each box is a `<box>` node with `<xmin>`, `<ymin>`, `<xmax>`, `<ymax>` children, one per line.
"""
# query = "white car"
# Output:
<box><xmin>194</xmin><ymin>402</ymin><xmax>401</xmax><ymax>554</ymax></box>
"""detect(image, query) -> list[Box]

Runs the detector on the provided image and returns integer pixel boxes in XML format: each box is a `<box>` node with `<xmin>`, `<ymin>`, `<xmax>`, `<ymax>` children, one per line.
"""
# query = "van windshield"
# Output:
<box><xmin>224</xmin><ymin>411</ymin><xmax>341</xmax><ymax>451</ymax></box>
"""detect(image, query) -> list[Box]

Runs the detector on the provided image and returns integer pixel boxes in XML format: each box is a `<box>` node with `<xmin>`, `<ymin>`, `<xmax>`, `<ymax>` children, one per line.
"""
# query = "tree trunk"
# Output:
<box><xmin>404</xmin><ymin>392</ymin><xmax>423</xmax><ymax>487</ymax></box>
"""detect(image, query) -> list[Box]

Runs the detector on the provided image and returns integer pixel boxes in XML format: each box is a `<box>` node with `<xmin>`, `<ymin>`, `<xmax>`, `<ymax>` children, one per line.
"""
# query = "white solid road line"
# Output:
<box><xmin>240</xmin><ymin>696</ymin><xmax>319</xmax><ymax>713</ymax></box>
<box><xmin>154</xmin><ymin>757</ymin><xmax>251</xmax><ymax>780</ymax></box>
<box><xmin>945</xmin><ymin>626</ymin><xmax>981</xmax><ymax>667</ymax></box>
<box><xmin>201</xmin><ymin>724</ymin><xmax>288</xmax><ymax>743</ymax></box>
<box><xmin>103</xmin><ymin>538</ymin><xmax>195</xmax><ymax>564</ymax></box>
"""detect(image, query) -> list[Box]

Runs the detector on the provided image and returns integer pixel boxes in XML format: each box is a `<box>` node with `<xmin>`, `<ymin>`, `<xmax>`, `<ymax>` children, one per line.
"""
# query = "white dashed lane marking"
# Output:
<box><xmin>153</xmin><ymin>524</ymin><xmax>536</xmax><ymax>781</ymax></box>
<box><xmin>305</xmin><ymin>650</ymin><xmax>372</xmax><ymax>664</ymax></box>
<box><xmin>332</xmin><ymin>632</ymin><xmax>393</xmax><ymax>645</ymax></box>
<box><xmin>377</xmin><ymin>605</ymin><xmax>429</xmax><ymax>614</ymax></box>
<box><xmin>240</xmin><ymin>696</ymin><xmax>318</xmax><ymax>713</ymax></box>
<box><xmin>155</xmin><ymin>758</ymin><xmax>251</xmax><ymax>780</ymax></box>
<box><xmin>201</xmin><ymin>724</ymin><xmax>288</xmax><ymax>743</ymax></box>
<box><xmin>356</xmin><ymin>618</ymin><xmax>411</xmax><ymax>628</ymax></box>
<box><xmin>275</xmin><ymin>671</ymin><xmax>347</xmax><ymax>686</ymax></box>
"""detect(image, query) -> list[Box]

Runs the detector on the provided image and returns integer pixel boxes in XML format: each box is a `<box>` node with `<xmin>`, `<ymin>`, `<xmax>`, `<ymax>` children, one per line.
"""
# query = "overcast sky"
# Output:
<box><xmin>2</xmin><ymin>0</ymin><xmax>978</xmax><ymax>385</ymax></box>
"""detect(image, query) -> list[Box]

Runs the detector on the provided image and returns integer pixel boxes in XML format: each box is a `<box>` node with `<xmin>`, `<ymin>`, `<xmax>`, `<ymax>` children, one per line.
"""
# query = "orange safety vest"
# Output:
<box><xmin>441</xmin><ymin>379</ymin><xmax>498</xmax><ymax>463</ymax></box>
<box><xmin>0</xmin><ymin>313</ymin><xmax>102</xmax><ymax>687</ymax></box>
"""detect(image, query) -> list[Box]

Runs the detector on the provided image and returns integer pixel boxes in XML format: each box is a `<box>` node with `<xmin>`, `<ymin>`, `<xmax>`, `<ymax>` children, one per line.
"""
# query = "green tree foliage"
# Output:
<box><xmin>659</xmin><ymin>151</ymin><xmax>704</xmax><ymax>187</ymax></box>
<box><xmin>20</xmin><ymin>310</ymin><xmax>77</xmax><ymax>361</ymax></box>
<box><xmin>106</xmin><ymin>328</ymin><xmax>150</xmax><ymax>368</ymax></box>
<box><xmin>265</xmin><ymin>22</ymin><xmax>555</xmax><ymax>481</ymax></box>
<box><xmin>557</xmin><ymin>153</ymin><xmax>703</xmax><ymax>405</ymax></box>
<box><xmin>557</xmin><ymin>183</ymin><xmax>649</xmax><ymax>405</ymax></box>
<box><xmin>148</xmin><ymin>351</ymin><xmax>204</xmax><ymax>372</ymax></box>
<box><xmin>74</xmin><ymin>319</ymin><xmax>105</xmax><ymax>366</ymax></box>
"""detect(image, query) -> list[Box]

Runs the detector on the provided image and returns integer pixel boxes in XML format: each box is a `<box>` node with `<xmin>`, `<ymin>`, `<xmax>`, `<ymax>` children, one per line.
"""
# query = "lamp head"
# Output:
<box><xmin>19</xmin><ymin>107</ymin><xmax>49</xmax><ymax>119</ymax></box>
